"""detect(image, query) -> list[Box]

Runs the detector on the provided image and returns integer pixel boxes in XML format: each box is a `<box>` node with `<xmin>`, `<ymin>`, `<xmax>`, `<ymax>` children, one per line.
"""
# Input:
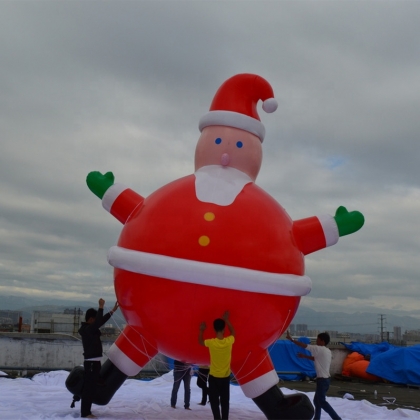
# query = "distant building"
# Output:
<box><xmin>288</xmin><ymin>324</ymin><xmax>295</xmax><ymax>335</ymax></box>
<box><xmin>30</xmin><ymin>310</ymin><xmax>119</xmax><ymax>335</ymax></box>
<box><xmin>393</xmin><ymin>326</ymin><xmax>402</xmax><ymax>341</ymax></box>
<box><xmin>0</xmin><ymin>318</ymin><xmax>14</xmax><ymax>332</ymax></box>
<box><xmin>364</xmin><ymin>333</ymin><xmax>380</xmax><ymax>343</ymax></box>
<box><xmin>329</xmin><ymin>331</ymin><xmax>339</xmax><ymax>338</ymax></box>
<box><xmin>0</xmin><ymin>317</ymin><xmax>13</xmax><ymax>324</ymax></box>
<box><xmin>0</xmin><ymin>310</ymin><xmax>22</xmax><ymax>324</ymax></box>
<box><xmin>0</xmin><ymin>310</ymin><xmax>24</xmax><ymax>332</ymax></box>
<box><xmin>31</xmin><ymin>311</ymin><xmax>83</xmax><ymax>334</ymax></box>
<box><xmin>64</xmin><ymin>308</ymin><xmax>84</xmax><ymax>316</ymax></box>
<box><xmin>20</xmin><ymin>323</ymin><xmax>31</xmax><ymax>333</ymax></box>
<box><xmin>296</xmin><ymin>324</ymin><xmax>308</xmax><ymax>335</ymax></box>
<box><xmin>337</xmin><ymin>333</ymin><xmax>350</xmax><ymax>342</ymax></box>
<box><xmin>307</xmin><ymin>329</ymin><xmax>320</xmax><ymax>337</ymax></box>
<box><xmin>101</xmin><ymin>324</ymin><xmax>118</xmax><ymax>336</ymax></box>
<box><xmin>403</xmin><ymin>329</ymin><xmax>420</xmax><ymax>343</ymax></box>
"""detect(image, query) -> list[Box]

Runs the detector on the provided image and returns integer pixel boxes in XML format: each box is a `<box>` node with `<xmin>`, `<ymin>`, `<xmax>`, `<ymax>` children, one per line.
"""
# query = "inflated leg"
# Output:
<box><xmin>66</xmin><ymin>325</ymin><xmax>158</xmax><ymax>406</ymax></box>
<box><xmin>232</xmin><ymin>349</ymin><xmax>313</xmax><ymax>420</ymax></box>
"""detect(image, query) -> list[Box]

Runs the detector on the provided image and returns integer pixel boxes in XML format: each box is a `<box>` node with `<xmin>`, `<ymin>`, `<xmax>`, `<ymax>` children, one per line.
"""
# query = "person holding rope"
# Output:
<box><xmin>79</xmin><ymin>298</ymin><xmax>119</xmax><ymax>419</ymax></box>
<box><xmin>199</xmin><ymin>311</ymin><xmax>235</xmax><ymax>420</ymax></box>
<box><xmin>170</xmin><ymin>360</ymin><xmax>192</xmax><ymax>410</ymax></box>
<box><xmin>196</xmin><ymin>365</ymin><xmax>210</xmax><ymax>405</ymax></box>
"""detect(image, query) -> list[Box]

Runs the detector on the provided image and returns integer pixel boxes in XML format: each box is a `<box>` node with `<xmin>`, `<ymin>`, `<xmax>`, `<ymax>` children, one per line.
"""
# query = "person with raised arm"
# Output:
<box><xmin>199</xmin><ymin>311</ymin><xmax>235</xmax><ymax>420</ymax></box>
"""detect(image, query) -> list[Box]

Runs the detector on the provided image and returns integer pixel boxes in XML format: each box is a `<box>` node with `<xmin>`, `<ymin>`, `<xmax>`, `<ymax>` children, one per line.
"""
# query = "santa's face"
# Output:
<box><xmin>194</xmin><ymin>126</ymin><xmax>262</xmax><ymax>181</ymax></box>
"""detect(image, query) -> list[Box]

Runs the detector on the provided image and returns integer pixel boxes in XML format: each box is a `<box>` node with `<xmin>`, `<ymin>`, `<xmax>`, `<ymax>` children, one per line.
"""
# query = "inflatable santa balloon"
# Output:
<box><xmin>67</xmin><ymin>74</ymin><xmax>364</xmax><ymax>419</ymax></box>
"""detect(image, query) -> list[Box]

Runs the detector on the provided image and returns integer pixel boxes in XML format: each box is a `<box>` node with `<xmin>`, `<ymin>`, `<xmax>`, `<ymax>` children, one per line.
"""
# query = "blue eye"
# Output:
<box><xmin>236</xmin><ymin>141</ymin><xmax>243</xmax><ymax>148</ymax></box>
<box><xmin>215</xmin><ymin>138</ymin><xmax>222</xmax><ymax>144</ymax></box>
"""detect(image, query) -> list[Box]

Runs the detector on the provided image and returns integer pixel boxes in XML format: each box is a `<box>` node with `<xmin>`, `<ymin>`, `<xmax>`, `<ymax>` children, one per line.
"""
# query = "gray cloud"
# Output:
<box><xmin>1</xmin><ymin>1</ymin><xmax>419</xmax><ymax>317</ymax></box>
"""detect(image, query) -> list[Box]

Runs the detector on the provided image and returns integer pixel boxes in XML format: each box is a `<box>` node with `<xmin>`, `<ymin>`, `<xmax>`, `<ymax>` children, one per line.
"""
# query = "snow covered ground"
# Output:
<box><xmin>0</xmin><ymin>370</ymin><xmax>420</xmax><ymax>419</ymax></box>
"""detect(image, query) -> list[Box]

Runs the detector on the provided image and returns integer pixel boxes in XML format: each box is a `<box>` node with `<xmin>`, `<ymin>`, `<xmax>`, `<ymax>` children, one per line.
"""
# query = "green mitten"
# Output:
<box><xmin>86</xmin><ymin>171</ymin><xmax>115</xmax><ymax>199</ymax></box>
<box><xmin>334</xmin><ymin>206</ymin><xmax>365</xmax><ymax>237</ymax></box>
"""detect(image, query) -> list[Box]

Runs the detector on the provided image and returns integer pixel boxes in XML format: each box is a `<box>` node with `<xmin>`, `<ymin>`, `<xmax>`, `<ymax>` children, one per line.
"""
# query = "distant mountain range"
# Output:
<box><xmin>0</xmin><ymin>295</ymin><xmax>118</xmax><ymax>325</ymax></box>
<box><xmin>1</xmin><ymin>295</ymin><xmax>419</xmax><ymax>335</ymax></box>
<box><xmin>292</xmin><ymin>306</ymin><xmax>420</xmax><ymax>335</ymax></box>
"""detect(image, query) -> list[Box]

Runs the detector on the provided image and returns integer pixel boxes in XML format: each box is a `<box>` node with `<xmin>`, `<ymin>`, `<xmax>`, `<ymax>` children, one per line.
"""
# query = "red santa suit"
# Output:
<box><xmin>102</xmin><ymin>165</ymin><xmax>339</xmax><ymax>398</ymax></box>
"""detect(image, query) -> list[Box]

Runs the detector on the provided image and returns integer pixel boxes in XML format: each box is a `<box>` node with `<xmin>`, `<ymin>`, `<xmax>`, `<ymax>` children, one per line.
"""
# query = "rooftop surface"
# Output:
<box><xmin>281</xmin><ymin>376</ymin><xmax>420</xmax><ymax>413</ymax></box>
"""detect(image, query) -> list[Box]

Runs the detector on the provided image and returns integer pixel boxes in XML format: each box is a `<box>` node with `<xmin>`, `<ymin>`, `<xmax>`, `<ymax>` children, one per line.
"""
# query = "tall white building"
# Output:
<box><xmin>393</xmin><ymin>326</ymin><xmax>402</xmax><ymax>341</ymax></box>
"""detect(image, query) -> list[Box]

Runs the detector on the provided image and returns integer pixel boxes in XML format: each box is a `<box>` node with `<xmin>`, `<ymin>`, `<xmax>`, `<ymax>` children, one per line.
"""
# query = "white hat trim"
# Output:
<box><xmin>199</xmin><ymin>111</ymin><xmax>266</xmax><ymax>142</ymax></box>
<box><xmin>107</xmin><ymin>246</ymin><xmax>312</xmax><ymax>297</ymax></box>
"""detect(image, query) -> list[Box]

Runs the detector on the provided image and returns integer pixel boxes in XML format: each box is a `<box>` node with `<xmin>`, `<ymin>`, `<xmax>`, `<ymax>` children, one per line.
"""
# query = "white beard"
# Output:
<box><xmin>194</xmin><ymin>165</ymin><xmax>253</xmax><ymax>206</ymax></box>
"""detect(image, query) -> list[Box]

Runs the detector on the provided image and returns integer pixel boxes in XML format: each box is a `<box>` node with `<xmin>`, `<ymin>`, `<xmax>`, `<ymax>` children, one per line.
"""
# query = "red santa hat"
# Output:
<box><xmin>198</xmin><ymin>73</ymin><xmax>278</xmax><ymax>142</ymax></box>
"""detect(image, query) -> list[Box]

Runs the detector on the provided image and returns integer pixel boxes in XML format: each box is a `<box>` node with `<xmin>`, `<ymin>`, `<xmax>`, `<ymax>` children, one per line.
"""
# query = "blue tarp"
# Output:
<box><xmin>367</xmin><ymin>345</ymin><xmax>420</xmax><ymax>386</ymax></box>
<box><xmin>269</xmin><ymin>338</ymin><xmax>316</xmax><ymax>380</ymax></box>
<box><xmin>341</xmin><ymin>341</ymin><xmax>420</xmax><ymax>386</ymax></box>
<box><xmin>171</xmin><ymin>341</ymin><xmax>420</xmax><ymax>385</ymax></box>
<box><xmin>340</xmin><ymin>341</ymin><xmax>395</xmax><ymax>359</ymax></box>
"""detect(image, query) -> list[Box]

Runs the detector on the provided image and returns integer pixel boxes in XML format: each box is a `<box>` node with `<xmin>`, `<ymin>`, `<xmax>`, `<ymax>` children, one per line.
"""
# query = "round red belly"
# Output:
<box><xmin>115</xmin><ymin>270</ymin><xmax>300</xmax><ymax>364</ymax></box>
<box><xmin>115</xmin><ymin>176</ymin><xmax>304</xmax><ymax>363</ymax></box>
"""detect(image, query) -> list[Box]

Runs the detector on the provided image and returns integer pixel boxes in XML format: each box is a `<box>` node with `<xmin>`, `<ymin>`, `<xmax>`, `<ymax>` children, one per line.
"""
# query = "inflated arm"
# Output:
<box><xmin>86</xmin><ymin>171</ymin><xmax>145</xmax><ymax>224</ymax></box>
<box><xmin>293</xmin><ymin>206</ymin><xmax>364</xmax><ymax>255</ymax></box>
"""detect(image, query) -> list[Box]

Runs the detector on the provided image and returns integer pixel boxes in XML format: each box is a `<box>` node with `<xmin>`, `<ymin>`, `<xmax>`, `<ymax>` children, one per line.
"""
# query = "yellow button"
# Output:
<box><xmin>204</xmin><ymin>212</ymin><xmax>215</xmax><ymax>221</ymax></box>
<box><xmin>198</xmin><ymin>236</ymin><xmax>210</xmax><ymax>246</ymax></box>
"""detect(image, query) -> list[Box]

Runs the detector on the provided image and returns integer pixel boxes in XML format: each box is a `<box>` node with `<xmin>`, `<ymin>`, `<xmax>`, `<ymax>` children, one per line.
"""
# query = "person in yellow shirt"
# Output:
<box><xmin>199</xmin><ymin>311</ymin><xmax>235</xmax><ymax>420</ymax></box>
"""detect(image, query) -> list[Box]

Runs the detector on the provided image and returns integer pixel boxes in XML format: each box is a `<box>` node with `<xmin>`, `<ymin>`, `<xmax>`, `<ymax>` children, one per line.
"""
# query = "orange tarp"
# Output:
<box><xmin>342</xmin><ymin>352</ymin><xmax>381</xmax><ymax>382</ymax></box>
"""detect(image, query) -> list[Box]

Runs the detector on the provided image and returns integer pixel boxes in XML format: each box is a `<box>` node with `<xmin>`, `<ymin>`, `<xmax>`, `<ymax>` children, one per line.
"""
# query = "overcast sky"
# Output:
<box><xmin>1</xmin><ymin>1</ymin><xmax>420</xmax><ymax>319</ymax></box>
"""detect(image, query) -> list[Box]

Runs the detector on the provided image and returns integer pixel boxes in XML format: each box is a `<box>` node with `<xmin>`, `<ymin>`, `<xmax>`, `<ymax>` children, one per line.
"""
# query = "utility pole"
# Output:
<box><xmin>378</xmin><ymin>314</ymin><xmax>387</xmax><ymax>342</ymax></box>
<box><xmin>73</xmin><ymin>307</ymin><xmax>77</xmax><ymax>334</ymax></box>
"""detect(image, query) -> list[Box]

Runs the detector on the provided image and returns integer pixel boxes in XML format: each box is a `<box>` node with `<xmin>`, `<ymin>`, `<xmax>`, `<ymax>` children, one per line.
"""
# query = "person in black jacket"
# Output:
<box><xmin>79</xmin><ymin>298</ymin><xmax>119</xmax><ymax>419</ymax></box>
<box><xmin>196</xmin><ymin>365</ymin><xmax>210</xmax><ymax>405</ymax></box>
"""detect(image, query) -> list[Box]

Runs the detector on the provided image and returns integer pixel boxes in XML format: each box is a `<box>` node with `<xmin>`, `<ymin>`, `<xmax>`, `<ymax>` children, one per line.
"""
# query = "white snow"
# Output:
<box><xmin>0</xmin><ymin>370</ymin><xmax>419</xmax><ymax>419</ymax></box>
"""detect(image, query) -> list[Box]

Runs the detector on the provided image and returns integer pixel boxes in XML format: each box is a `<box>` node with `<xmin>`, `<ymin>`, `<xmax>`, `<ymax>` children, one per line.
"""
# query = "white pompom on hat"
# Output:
<box><xmin>198</xmin><ymin>73</ymin><xmax>278</xmax><ymax>142</ymax></box>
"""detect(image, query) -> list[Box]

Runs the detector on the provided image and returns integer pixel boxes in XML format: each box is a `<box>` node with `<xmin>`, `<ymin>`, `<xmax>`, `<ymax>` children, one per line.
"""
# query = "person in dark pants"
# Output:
<box><xmin>287</xmin><ymin>330</ymin><xmax>342</xmax><ymax>420</ymax></box>
<box><xmin>199</xmin><ymin>311</ymin><xmax>235</xmax><ymax>420</ymax></box>
<box><xmin>197</xmin><ymin>365</ymin><xmax>210</xmax><ymax>405</ymax></box>
<box><xmin>79</xmin><ymin>298</ymin><xmax>119</xmax><ymax>419</ymax></box>
<box><xmin>170</xmin><ymin>360</ymin><xmax>192</xmax><ymax>410</ymax></box>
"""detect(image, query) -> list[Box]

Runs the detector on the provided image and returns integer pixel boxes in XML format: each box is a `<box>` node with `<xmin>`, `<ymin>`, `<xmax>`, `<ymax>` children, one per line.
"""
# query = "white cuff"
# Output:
<box><xmin>102</xmin><ymin>183</ymin><xmax>128</xmax><ymax>213</ymax></box>
<box><xmin>107</xmin><ymin>343</ymin><xmax>142</xmax><ymax>376</ymax></box>
<box><xmin>240</xmin><ymin>370</ymin><xmax>279</xmax><ymax>398</ymax></box>
<box><xmin>318</xmin><ymin>214</ymin><xmax>339</xmax><ymax>247</ymax></box>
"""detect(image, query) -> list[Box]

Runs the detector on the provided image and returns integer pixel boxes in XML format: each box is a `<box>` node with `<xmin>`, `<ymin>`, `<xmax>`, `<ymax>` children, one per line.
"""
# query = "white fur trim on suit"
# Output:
<box><xmin>107</xmin><ymin>246</ymin><xmax>312</xmax><ymax>297</ymax></box>
<box><xmin>107</xmin><ymin>342</ymin><xmax>142</xmax><ymax>376</ymax></box>
<box><xmin>318</xmin><ymin>214</ymin><xmax>339</xmax><ymax>247</ymax></box>
<box><xmin>240</xmin><ymin>370</ymin><xmax>280</xmax><ymax>399</ymax></box>
<box><xmin>102</xmin><ymin>183</ymin><xmax>128</xmax><ymax>213</ymax></box>
<box><xmin>199</xmin><ymin>111</ymin><xmax>266</xmax><ymax>142</ymax></box>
